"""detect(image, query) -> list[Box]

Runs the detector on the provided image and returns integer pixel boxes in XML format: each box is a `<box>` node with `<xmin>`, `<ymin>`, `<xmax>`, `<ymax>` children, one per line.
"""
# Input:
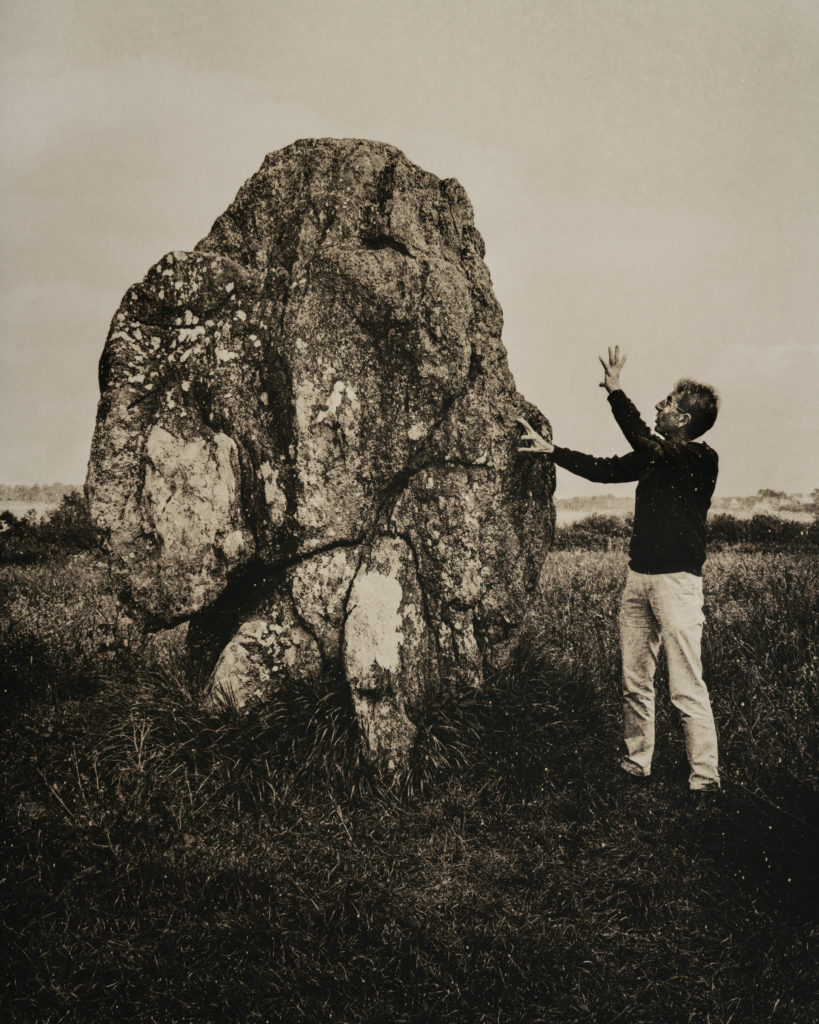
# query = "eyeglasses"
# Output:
<box><xmin>658</xmin><ymin>396</ymin><xmax>684</xmax><ymax>413</ymax></box>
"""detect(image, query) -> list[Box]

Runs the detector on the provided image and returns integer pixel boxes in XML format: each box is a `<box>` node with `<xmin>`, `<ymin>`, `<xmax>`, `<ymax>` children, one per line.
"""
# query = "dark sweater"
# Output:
<box><xmin>551</xmin><ymin>390</ymin><xmax>718</xmax><ymax>575</ymax></box>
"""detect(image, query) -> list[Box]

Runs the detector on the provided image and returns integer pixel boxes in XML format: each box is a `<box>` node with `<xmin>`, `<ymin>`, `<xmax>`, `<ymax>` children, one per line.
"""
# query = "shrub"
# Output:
<box><xmin>554</xmin><ymin>511</ymin><xmax>819</xmax><ymax>553</ymax></box>
<box><xmin>42</xmin><ymin>490</ymin><xmax>101</xmax><ymax>550</ymax></box>
<box><xmin>553</xmin><ymin>513</ymin><xmax>632</xmax><ymax>551</ymax></box>
<box><xmin>708</xmin><ymin>513</ymin><xmax>819</xmax><ymax>549</ymax></box>
<box><xmin>0</xmin><ymin>491</ymin><xmax>101</xmax><ymax>564</ymax></box>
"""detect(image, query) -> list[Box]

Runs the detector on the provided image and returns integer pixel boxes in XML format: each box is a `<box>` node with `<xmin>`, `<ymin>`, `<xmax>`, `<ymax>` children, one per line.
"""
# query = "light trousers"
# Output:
<box><xmin>618</xmin><ymin>568</ymin><xmax>720</xmax><ymax>790</ymax></box>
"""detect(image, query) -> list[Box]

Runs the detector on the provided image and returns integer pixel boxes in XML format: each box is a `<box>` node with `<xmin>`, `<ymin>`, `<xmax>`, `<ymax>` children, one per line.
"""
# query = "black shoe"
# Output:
<box><xmin>617</xmin><ymin>768</ymin><xmax>651</xmax><ymax>785</ymax></box>
<box><xmin>687</xmin><ymin>787</ymin><xmax>721</xmax><ymax>809</ymax></box>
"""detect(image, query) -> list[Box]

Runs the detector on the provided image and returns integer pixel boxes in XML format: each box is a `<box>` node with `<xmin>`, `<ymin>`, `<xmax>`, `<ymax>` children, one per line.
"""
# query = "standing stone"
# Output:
<box><xmin>86</xmin><ymin>138</ymin><xmax>554</xmax><ymax>767</ymax></box>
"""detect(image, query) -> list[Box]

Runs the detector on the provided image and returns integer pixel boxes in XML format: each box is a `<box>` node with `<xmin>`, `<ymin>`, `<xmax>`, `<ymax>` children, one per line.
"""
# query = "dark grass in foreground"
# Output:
<box><xmin>1</xmin><ymin>546</ymin><xmax>817</xmax><ymax>1023</ymax></box>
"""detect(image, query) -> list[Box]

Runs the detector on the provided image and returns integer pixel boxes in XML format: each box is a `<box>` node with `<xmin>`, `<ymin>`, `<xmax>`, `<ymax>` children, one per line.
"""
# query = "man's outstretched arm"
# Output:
<box><xmin>517</xmin><ymin>415</ymin><xmax>644</xmax><ymax>484</ymax></box>
<box><xmin>551</xmin><ymin>445</ymin><xmax>645</xmax><ymax>484</ymax></box>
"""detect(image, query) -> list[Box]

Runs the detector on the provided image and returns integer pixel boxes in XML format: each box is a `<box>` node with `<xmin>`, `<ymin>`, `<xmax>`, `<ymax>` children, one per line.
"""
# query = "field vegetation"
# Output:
<box><xmin>1</xmin><ymin>500</ymin><xmax>817</xmax><ymax>1022</ymax></box>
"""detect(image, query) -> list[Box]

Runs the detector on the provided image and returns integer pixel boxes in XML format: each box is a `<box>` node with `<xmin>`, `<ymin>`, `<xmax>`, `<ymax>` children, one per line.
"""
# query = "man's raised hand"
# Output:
<box><xmin>599</xmin><ymin>346</ymin><xmax>627</xmax><ymax>393</ymax></box>
<box><xmin>517</xmin><ymin>417</ymin><xmax>554</xmax><ymax>454</ymax></box>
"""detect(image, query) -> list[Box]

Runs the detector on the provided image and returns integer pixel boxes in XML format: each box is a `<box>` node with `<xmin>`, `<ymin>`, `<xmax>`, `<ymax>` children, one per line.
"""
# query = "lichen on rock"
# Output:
<box><xmin>86</xmin><ymin>138</ymin><xmax>554</xmax><ymax>768</ymax></box>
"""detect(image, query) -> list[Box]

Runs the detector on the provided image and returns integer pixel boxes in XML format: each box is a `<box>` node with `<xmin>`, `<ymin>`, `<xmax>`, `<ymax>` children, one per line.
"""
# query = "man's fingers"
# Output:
<box><xmin>517</xmin><ymin>416</ymin><xmax>545</xmax><ymax>440</ymax></box>
<box><xmin>517</xmin><ymin>415</ymin><xmax>553</xmax><ymax>454</ymax></box>
<box><xmin>601</xmin><ymin>348</ymin><xmax>627</xmax><ymax>371</ymax></box>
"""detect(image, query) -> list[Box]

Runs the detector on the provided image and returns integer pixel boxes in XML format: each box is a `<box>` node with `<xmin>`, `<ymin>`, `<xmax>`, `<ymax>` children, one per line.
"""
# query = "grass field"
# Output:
<box><xmin>1</xmin><ymin>528</ymin><xmax>817</xmax><ymax>1022</ymax></box>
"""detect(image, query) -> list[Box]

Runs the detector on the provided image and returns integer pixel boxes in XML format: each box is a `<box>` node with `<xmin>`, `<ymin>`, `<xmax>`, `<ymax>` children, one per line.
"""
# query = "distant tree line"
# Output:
<box><xmin>557</xmin><ymin>488</ymin><xmax>819</xmax><ymax>516</ymax></box>
<box><xmin>715</xmin><ymin>489</ymin><xmax>819</xmax><ymax>516</ymax></box>
<box><xmin>5</xmin><ymin>484</ymin><xmax>815</xmax><ymax>513</ymax></box>
<box><xmin>556</xmin><ymin>495</ymin><xmax>633</xmax><ymax>513</ymax></box>
<box><xmin>0</xmin><ymin>483</ymin><xmax>79</xmax><ymax>503</ymax></box>
<box><xmin>2</xmin><ymin>491</ymin><xmax>817</xmax><ymax>565</ymax></box>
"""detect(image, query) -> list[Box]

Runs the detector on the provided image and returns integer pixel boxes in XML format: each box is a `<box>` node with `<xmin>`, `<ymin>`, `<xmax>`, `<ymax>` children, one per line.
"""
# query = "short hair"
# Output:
<box><xmin>673</xmin><ymin>379</ymin><xmax>720</xmax><ymax>438</ymax></box>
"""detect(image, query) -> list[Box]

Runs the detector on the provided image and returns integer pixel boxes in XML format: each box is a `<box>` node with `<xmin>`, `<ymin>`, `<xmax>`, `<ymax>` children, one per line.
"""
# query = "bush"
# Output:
<box><xmin>0</xmin><ymin>491</ymin><xmax>100</xmax><ymax>564</ymax></box>
<box><xmin>708</xmin><ymin>513</ymin><xmax>819</xmax><ymax>549</ymax></box>
<box><xmin>553</xmin><ymin>513</ymin><xmax>632</xmax><ymax>551</ymax></box>
<box><xmin>43</xmin><ymin>490</ymin><xmax>101</xmax><ymax>549</ymax></box>
<box><xmin>554</xmin><ymin>511</ymin><xmax>819</xmax><ymax>552</ymax></box>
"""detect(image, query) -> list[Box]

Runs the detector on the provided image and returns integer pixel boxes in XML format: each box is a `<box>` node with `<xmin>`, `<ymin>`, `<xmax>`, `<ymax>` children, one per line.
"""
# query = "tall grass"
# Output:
<box><xmin>1</xmin><ymin>536</ymin><xmax>817</xmax><ymax>1022</ymax></box>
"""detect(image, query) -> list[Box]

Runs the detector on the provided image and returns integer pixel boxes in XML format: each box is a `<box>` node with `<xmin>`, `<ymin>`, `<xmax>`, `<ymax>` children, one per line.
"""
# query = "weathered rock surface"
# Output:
<box><xmin>86</xmin><ymin>138</ymin><xmax>554</xmax><ymax>767</ymax></box>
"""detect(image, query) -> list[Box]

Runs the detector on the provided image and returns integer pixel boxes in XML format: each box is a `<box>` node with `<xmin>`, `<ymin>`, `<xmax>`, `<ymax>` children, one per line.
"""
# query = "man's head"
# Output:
<box><xmin>655</xmin><ymin>379</ymin><xmax>720</xmax><ymax>439</ymax></box>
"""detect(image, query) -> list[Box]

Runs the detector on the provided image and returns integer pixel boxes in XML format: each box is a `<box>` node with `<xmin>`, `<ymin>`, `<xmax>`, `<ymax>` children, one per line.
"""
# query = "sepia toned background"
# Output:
<box><xmin>2</xmin><ymin>0</ymin><xmax>817</xmax><ymax>497</ymax></box>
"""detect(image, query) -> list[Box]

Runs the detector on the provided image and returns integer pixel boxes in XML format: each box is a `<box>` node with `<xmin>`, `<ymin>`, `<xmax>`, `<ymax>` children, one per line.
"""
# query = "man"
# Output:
<box><xmin>518</xmin><ymin>347</ymin><xmax>721</xmax><ymax>793</ymax></box>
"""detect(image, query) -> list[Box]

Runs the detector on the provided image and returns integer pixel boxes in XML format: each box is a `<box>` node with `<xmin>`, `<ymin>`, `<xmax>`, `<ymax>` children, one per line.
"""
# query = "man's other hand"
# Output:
<box><xmin>599</xmin><ymin>346</ymin><xmax>627</xmax><ymax>393</ymax></box>
<box><xmin>517</xmin><ymin>417</ymin><xmax>554</xmax><ymax>454</ymax></box>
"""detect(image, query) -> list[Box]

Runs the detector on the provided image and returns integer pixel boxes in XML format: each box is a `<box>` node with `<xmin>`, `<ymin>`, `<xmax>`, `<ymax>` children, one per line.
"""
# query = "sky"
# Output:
<box><xmin>1</xmin><ymin>0</ymin><xmax>817</xmax><ymax>498</ymax></box>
